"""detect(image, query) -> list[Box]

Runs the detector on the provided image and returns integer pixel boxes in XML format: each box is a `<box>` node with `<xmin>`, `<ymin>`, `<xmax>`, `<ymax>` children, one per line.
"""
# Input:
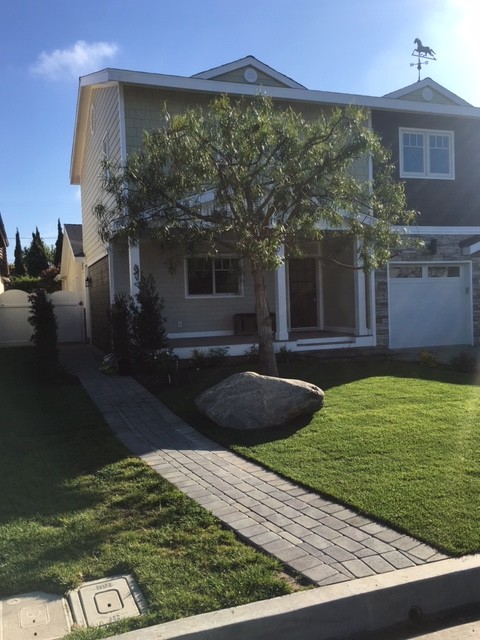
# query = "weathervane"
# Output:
<box><xmin>410</xmin><ymin>38</ymin><xmax>436</xmax><ymax>81</ymax></box>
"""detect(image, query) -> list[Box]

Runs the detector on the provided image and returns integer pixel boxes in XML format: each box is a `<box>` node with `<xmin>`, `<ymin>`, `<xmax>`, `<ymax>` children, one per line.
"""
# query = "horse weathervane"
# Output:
<box><xmin>411</xmin><ymin>38</ymin><xmax>436</xmax><ymax>81</ymax></box>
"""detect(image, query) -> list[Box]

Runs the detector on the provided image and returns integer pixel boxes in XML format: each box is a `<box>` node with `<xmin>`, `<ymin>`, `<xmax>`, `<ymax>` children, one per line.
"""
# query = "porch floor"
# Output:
<box><xmin>168</xmin><ymin>330</ymin><xmax>354</xmax><ymax>349</ymax></box>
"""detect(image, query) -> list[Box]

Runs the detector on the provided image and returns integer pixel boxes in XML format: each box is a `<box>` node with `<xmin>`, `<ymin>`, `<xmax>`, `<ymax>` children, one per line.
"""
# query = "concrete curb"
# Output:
<box><xmin>103</xmin><ymin>555</ymin><xmax>480</xmax><ymax>640</ymax></box>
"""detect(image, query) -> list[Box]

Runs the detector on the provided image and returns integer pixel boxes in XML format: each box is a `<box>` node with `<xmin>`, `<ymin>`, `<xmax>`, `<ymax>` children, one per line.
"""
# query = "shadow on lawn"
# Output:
<box><xmin>154</xmin><ymin>356</ymin><xmax>479</xmax><ymax>449</ymax></box>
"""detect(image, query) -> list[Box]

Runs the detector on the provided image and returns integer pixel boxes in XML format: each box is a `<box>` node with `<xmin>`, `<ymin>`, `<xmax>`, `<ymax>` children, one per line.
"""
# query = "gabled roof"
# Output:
<box><xmin>64</xmin><ymin>224</ymin><xmax>84</xmax><ymax>257</ymax></box>
<box><xmin>383</xmin><ymin>77</ymin><xmax>472</xmax><ymax>107</ymax></box>
<box><xmin>192</xmin><ymin>55</ymin><xmax>306</xmax><ymax>89</ymax></box>
<box><xmin>71</xmin><ymin>57</ymin><xmax>480</xmax><ymax>185</ymax></box>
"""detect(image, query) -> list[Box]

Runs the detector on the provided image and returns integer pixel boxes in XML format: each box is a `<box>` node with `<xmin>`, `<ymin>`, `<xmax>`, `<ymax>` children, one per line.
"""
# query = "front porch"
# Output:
<box><xmin>167</xmin><ymin>329</ymin><xmax>374</xmax><ymax>359</ymax></box>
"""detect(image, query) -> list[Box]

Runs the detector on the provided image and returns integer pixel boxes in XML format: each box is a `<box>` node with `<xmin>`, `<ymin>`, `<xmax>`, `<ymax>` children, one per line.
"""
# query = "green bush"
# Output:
<box><xmin>130</xmin><ymin>266</ymin><xmax>168</xmax><ymax>368</ymax></box>
<box><xmin>420</xmin><ymin>350</ymin><xmax>437</xmax><ymax>368</ymax></box>
<box><xmin>109</xmin><ymin>293</ymin><xmax>132</xmax><ymax>372</ymax></box>
<box><xmin>28</xmin><ymin>289</ymin><xmax>59</xmax><ymax>379</ymax></box>
<box><xmin>450</xmin><ymin>351</ymin><xmax>477</xmax><ymax>374</ymax></box>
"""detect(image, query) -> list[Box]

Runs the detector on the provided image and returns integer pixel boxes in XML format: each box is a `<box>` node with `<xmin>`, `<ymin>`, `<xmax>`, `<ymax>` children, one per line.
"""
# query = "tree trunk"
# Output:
<box><xmin>251</xmin><ymin>264</ymin><xmax>279</xmax><ymax>377</ymax></box>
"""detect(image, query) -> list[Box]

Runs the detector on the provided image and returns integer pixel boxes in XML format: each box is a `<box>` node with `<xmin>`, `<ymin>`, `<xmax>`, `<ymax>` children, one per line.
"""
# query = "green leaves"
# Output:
<box><xmin>96</xmin><ymin>96</ymin><xmax>416</xmax><ymax>273</ymax></box>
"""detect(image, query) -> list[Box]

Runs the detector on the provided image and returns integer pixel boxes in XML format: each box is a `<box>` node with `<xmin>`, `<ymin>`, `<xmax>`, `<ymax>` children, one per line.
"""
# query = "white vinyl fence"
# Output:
<box><xmin>0</xmin><ymin>289</ymin><xmax>85</xmax><ymax>345</ymax></box>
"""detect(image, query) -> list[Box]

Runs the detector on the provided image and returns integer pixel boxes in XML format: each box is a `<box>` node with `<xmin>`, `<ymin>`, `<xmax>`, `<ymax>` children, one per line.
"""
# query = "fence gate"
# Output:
<box><xmin>0</xmin><ymin>289</ymin><xmax>85</xmax><ymax>345</ymax></box>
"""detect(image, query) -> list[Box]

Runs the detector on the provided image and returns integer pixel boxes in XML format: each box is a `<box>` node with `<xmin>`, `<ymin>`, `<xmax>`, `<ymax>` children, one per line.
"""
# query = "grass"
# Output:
<box><xmin>0</xmin><ymin>348</ymin><xmax>292</xmax><ymax>639</ymax></box>
<box><xmin>157</xmin><ymin>357</ymin><xmax>480</xmax><ymax>556</ymax></box>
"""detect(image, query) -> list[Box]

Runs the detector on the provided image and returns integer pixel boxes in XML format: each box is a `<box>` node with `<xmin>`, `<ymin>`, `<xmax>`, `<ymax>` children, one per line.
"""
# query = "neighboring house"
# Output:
<box><xmin>68</xmin><ymin>56</ymin><xmax>480</xmax><ymax>356</ymax></box>
<box><xmin>0</xmin><ymin>214</ymin><xmax>9</xmax><ymax>293</ymax></box>
<box><xmin>57</xmin><ymin>224</ymin><xmax>85</xmax><ymax>299</ymax></box>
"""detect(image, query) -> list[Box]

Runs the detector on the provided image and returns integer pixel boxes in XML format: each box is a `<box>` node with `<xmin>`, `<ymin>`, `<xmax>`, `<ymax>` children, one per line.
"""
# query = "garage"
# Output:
<box><xmin>388</xmin><ymin>262</ymin><xmax>472</xmax><ymax>349</ymax></box>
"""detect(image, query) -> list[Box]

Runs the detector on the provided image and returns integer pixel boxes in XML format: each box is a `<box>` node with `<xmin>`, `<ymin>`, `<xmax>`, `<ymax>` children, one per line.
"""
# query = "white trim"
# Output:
<box><xmin>107</xmin><ymin>246</ymin><xmax>115</xmax><ymax>304</ymax></box>
<box><xmin>118</xmin><ymin>84</ymin><xmax>127</xmax><ymax>162</ymax></box>
<box><xmin>192</xmin><ymin>55</ymin><xmax>306</xmax><ymax>89</ymax></box>
<box><xmin>128</xmin><ymin>241</ymin><xmax>140</xmax><ymax>297</ymax></box>
<box><xmin>384</xmin><ymin>78</ymin><xmax>471</xmax><ymax>107</ymax></box>
<box><xmin>367</xmin><ymin>270</ymin><xmax>376</xmax><ymax>342</ymax></box>
<box><xmin>354</xmin><ymin>264</ymin><xmax>368</xmax><ymax>336</ymax></box>
<box><xmin>168</xmin><ymin>330</ymin><xmax>232</xmax><ymax>339</ymax></box>
<box><xmin>72</xmin><ymin>65</ymin><xmax>480</xmax><ymax>184</ymax></box>
<box><xmin>169</xmin><ymin>334</ymin><xmax>376</xmax><ymax>360</ymax></box>
<box><xmin>393</xmin><ymin>226</ymin><xmax>480</xmax><ymax>235</ymax></box>
<box><xmin>77</xmin><ymin>69</ymin><xmax>480</xmax><ymax>118</ymax></box>
<box><xmin>399</xmin><ymin>127</ymin><xmax>455</xmax><ymax>180</ymax></box>
<box><xmin>462</xmin><ymin>240</ymin><xmax>480</xmax><ymax>255</ymax></box>
<box><xmin>274</xmin><ymin>246</ymin><xmax>289</xmax><ymax>341</ymax></box>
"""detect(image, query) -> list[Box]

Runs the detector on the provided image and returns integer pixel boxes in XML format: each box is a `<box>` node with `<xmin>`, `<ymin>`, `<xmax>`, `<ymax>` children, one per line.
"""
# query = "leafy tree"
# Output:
<box><xmin>24</xmin><ymin>228</ymin><xmax>49</xmax><ymax>277</ymax></box>
<box><xmin>28</xmin><ymin>288</ymin><xmax>59</xmax><ymax>379</ymax></box>
<box><xmin>14</xmin><ymin>229</ymin><xmax>25</xmax><ymax>275</ymax></box>
<box><xmin>54</xmin><ymin>219</ymin><xmax>63</xmax><ymax>266</ymax></box>
<box><xmin>95</xmin><ymin>96</ymin><xmax>416</xmax><ymax>376</ymax></box>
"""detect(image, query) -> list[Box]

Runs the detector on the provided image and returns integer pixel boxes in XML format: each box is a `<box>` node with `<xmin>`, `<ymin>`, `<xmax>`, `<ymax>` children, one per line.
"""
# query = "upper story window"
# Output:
<box><xmin>399</xmin><ymin>128</ymin><xmax>454</xmax><ymax>180</ymax></box>
<box><xmin>186</xmin><ymin>257</ymin><xmax>241</xmax><ymax>297</ymax></box>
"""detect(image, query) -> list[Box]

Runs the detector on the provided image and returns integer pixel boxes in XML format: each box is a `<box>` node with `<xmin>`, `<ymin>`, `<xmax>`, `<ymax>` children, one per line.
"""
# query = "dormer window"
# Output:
<box><xmin>399</xmin><ymin>128</ymin><xmax>454</xmax><ymax>180</ymax></box>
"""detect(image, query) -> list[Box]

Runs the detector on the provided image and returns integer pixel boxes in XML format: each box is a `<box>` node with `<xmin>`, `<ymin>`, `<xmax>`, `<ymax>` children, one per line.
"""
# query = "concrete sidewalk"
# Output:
<box><xmin>60</xmin><ymin>345</ymin><xmax>448</xmax><ymax>588</ymax></box>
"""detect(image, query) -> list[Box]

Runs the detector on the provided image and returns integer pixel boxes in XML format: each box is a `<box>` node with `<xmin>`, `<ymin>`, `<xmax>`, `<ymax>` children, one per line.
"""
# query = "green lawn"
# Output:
<box><xmin>0</xmin><ymin>348</ymin><xmax>292</xmax><ymax>640</ymax></box>
<box><xmin>158</xmin><ymin>357</ymin><xmax>480</xmax><ymax>556</ymax></box>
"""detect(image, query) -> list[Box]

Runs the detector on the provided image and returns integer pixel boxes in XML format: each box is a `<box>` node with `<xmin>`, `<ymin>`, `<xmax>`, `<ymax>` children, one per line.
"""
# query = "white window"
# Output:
<box><xmin>186</xmin><ymin>257</ymin><xmax>241</xmax><ymax>297</ymax></box>
<box><xmin>399</xmin><ymin>128</ymin><xmax>454</xmax><ymax>180</ymax></box>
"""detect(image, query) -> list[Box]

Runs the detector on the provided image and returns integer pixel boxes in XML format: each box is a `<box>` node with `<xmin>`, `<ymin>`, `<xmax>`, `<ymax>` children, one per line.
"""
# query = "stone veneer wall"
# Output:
<box><xmin>375</xmin><ymin>234</ymin><xmax>480</xmax><ymax>348</ymax></box>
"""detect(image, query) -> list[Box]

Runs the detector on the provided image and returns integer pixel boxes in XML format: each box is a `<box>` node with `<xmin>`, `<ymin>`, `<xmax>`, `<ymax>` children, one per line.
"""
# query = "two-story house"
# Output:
<box><xmin>69</xmin><ymin>56</ymin><xmax>480</xmax><ymax>356</ymax></box>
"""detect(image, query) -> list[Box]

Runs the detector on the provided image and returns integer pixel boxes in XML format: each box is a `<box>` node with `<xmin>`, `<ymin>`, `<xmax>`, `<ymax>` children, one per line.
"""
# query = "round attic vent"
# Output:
<box><xmin>422</xmin><ymin>87</ymin><xmax>433</xmax><ymax>102</ymax></box>
<box><xmin>244</xmin><ymin>67</ymin><xmax>258</xmax><ymax>83</ymax></box>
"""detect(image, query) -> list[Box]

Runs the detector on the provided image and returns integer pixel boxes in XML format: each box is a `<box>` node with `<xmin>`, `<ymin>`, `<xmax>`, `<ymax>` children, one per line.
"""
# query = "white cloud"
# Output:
<box><xmin>31</xmin><ymin>40</ymin><xmax>119</xmax><ymax>81</ymax></box>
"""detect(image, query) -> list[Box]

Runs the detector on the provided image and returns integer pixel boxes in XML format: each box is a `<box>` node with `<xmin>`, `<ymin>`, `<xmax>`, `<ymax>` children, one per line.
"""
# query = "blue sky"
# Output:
<box><xmin>1</xmin><ymin>0</ymin><xmax>477</xmax><ymax>260</ymax></box>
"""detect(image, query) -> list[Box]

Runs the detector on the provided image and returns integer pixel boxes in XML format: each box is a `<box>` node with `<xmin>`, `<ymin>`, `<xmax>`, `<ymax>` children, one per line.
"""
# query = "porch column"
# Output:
<box><xmin>353</xmin><ymin>243</ymin><xmax>368</xmax><ymax>336</ymax></box>
<box><xmin>128</xmin><ymin>240</ymin><xmax>140</xmax><ymax>298</ymax></box>
<box><xmin>274</xmin><ymin>245</ymin><xmax>289</xmax><ymax>341</ymax></box>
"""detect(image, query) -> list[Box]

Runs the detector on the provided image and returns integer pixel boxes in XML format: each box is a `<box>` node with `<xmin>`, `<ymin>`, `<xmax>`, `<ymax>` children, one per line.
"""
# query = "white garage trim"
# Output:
<box><xmin>388</xmin><ymin>261</ymin><xmax>473</xmax><ymax>349</ymax></box>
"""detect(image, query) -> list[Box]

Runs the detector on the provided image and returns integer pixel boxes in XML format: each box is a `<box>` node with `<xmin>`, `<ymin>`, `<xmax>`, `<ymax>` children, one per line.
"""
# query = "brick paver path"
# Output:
<box><xmin>61</xmin><ymin>346</ymin><xmax>448</xmax><ymax>587</ymax></box>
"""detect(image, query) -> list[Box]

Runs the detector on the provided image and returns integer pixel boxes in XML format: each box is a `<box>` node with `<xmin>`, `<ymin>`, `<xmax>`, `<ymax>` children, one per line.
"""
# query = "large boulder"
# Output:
<box><xmin>195</xmin><ymin>371</ymin><xmax>324</xmax><ymax>430</ymax></box>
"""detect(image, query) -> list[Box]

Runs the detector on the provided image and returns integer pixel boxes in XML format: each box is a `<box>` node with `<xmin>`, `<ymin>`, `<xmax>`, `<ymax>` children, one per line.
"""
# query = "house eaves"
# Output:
<box><xmin>71</xmin><ymin>66</ymin><xmax>480</xmax><ymax>184</ymax></box>
<box><xmin>384</xmin><ymin>77</ymin><xmax>472</xmax><ymax>107</ymax></box>
<box><xmin>192</xmin><ymin>55</ymin><xmax>306</xmax><ymax>89</ymax></box>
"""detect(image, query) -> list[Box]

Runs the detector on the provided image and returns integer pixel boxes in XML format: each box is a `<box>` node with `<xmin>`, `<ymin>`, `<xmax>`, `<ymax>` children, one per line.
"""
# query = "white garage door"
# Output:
<box><xmin>388</xmin><ymin>263</ymin><xmax>472</xmax><ymax>349</ymax></box>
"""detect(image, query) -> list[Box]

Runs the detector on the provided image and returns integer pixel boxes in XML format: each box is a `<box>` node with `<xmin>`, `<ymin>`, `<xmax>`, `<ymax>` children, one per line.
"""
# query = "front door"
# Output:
<box><xmin>289</xmin><ymin>258</ymin><xmax>318</xmax><ymax>328</ymax></box>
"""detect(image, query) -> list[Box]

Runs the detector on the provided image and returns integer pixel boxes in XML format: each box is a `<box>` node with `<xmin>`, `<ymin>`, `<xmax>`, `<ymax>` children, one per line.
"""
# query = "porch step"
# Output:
<box><xmin>295</xmin><ymin>336</ymin><xmax>355</xmax><ymax>347</ymax></box>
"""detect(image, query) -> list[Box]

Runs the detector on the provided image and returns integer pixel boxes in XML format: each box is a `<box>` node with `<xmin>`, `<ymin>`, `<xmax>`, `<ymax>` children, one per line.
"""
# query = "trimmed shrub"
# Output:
<box><xmin>130</xmin><ymin>266</ymin><xmax>168</xmax><ymax>369</ymax></box>
<box><xmin>28</xmin><ymin>289</ymin><xmax>59</xmax><ymax>379</ymax></box>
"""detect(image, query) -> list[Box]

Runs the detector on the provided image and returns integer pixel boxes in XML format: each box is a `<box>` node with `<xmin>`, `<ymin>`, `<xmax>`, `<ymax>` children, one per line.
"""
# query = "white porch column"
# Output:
<box><xmin>128</xmin><ymin>240</ymin><xmax>141</xmax><ymax>298</ymax></box>
<box><xmin>274</xmin><ymin>245</ymin><xmax>289</xmax><ymax>341</ymax></box>
<box><xmin>353</xmin><ymin>241</ymin><xmax>368</xmax><ymax>336</ymax></box>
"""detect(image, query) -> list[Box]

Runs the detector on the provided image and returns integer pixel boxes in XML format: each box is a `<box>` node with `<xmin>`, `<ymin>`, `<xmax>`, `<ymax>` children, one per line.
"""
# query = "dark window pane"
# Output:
<box><xmin>188</xmin><ymin>258</ymin><xmax>213</xmax><ymax>294</ymax></box>
<box><xmin>214</xmin><ymin>258</ymin><xmax>240</xmax><ymax>294</ymax></box>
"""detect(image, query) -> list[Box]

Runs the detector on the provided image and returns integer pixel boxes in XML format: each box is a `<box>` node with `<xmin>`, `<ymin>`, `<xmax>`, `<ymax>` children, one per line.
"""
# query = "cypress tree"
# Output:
<box><xmin>54</xmin><ymin>219</ymin><xmax>63</xmax><ymax>266</ymax></box>
<box><xmin>24</xmin><ymin>228</ymin><xmax>49</xmax><ymax>276</ymax></box>
<box><xmin>14</xmin><ymin>229</ymin><xmax>26</xmax><ymax>275</ymax></box>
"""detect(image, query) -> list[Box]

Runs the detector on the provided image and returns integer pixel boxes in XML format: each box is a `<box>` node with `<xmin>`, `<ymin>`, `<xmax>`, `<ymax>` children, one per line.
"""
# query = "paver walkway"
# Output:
<box><xmin>60</xmin><ymin>345</ymin><xmax>448</xmax><ymax>587</ymax></box>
